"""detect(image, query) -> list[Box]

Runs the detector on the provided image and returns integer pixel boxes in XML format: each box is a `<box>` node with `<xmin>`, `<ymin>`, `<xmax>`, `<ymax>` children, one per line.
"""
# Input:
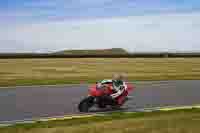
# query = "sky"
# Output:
<box><xmin>0</xmin><ymin>0</ymin><xmax>200</xmax><ymax>53</ymax></box>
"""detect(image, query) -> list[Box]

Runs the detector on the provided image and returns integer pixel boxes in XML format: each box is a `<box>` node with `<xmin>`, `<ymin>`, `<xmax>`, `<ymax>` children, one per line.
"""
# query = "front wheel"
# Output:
<box><xmin>78</xmin><ymin>96</ymin><xmax>94</xmax><ymax>112</ymax></box>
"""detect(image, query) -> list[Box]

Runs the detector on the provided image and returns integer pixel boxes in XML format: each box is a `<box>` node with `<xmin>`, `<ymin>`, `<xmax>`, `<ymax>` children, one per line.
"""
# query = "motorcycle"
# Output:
<box><xmin>78</xmin><ymin>82</ymin><xmax>134</xmax><ymax>112</ymax></box>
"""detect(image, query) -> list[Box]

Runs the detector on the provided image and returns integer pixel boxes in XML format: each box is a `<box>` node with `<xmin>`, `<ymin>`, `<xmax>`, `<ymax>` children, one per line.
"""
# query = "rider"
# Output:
<box><xmin>97</xmin><ymin>73</ymin><xmax>127</xmax><ymax>105</ymax></box>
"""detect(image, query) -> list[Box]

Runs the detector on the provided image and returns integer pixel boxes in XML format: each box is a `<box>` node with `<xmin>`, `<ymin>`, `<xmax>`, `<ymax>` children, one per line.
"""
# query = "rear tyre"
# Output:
<box><xmin>111</xmin><ymin>105</ymin><xmax>121</xmax><ymax>110</ymax></box>
<box><xmin>98</xmin><ymin>102</ymin><xmax>106</xmax><ymax>108</ymax></box>
<box><xmin>78</xmin><ymin>96</ymin><xmax>94</xmax><ymax>112</ymax></box>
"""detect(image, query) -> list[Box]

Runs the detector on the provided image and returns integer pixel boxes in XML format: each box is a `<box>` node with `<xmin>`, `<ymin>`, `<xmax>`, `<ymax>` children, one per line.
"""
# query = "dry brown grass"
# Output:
<box><xmin>0</xmin><ymin>58</ymin><xmax>200</xmax><ymax>86</ymax></box>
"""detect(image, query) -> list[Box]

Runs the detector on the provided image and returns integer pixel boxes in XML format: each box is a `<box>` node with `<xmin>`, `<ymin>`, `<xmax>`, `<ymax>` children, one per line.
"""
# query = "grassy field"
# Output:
<box><xmin>0</xmin><ymin>58</ymin><xmax>200</xmax><ymax>86</ymax></box>
<box><xmin>1</xmin><ymin>109</ymin><xmax>200</xmax><ymax>133</ymax></box>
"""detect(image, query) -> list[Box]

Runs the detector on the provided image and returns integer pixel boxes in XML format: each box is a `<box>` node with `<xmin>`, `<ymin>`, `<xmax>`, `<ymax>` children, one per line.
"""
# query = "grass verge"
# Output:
<box><xmin>1</xmin><ymin>58</ymin><xmax>200</xmax><ymax>87</ymax></box>
<box><xmin>1</xmin><ymin>108</ymin><xmax>200</xmax><ymax>133</ymax></box>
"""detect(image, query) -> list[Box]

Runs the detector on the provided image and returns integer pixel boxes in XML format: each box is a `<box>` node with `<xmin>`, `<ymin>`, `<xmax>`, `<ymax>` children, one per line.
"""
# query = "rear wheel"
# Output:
<box><xmin>98</xmin><ymin>102</ymin><xmax>106</xmax><ymax>108</ymax></box>
<box><xmin>78</xmin><ymin>96</ymin><xmax>94</xmax><ymax>112</ymax></box>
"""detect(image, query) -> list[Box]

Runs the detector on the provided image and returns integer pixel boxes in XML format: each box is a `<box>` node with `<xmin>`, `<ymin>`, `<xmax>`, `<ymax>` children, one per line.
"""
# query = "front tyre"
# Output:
<box><xmin>78</xmin><ymin>96</ymin><xmax>94</xmax><ymax>112</ymax></box>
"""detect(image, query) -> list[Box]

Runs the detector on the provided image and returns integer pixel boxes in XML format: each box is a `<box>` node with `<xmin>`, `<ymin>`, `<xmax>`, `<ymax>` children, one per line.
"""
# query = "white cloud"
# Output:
<box><xmin>0</xmin><ymin>12</ymin><xmax>200</xmax><ymax>53</ymax></box>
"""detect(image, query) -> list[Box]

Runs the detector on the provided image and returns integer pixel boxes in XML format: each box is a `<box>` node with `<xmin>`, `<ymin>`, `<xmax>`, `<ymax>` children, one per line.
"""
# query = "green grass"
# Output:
<box><xmin>1</xmin><ymin>109</ymin><xmax>200</xmax><ymax>133</ymax></box>
<box><xmin>1</xmin><ymin>58</ymin><xmax>200</xmax><ymax>87</ymax></box>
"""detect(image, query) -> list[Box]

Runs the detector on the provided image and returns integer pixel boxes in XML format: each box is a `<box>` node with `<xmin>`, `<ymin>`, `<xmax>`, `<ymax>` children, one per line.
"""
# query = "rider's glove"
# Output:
<box><xmin>96</xmin><ymin>83</ymin><xmax>102</xmax><ymax>89</ymax></box>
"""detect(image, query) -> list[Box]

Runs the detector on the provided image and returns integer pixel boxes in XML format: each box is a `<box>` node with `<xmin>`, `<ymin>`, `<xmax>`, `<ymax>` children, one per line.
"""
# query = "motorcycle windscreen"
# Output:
<box><xmin>89</xmin><ymin>85</ymin><xmax>104</xmax><ymax>96</ymax></box>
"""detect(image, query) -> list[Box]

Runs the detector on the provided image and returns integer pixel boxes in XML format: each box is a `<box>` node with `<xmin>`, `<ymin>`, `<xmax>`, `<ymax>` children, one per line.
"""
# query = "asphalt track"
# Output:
<box><xmin>0</xmin><ymin>80</ymin><xmax>200</xmax><ymax>123</ymax></box>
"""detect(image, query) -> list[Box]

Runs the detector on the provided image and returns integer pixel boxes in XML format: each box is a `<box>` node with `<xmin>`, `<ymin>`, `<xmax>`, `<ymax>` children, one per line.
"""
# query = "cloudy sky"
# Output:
<box><xmin>0</xmin><ymin>0</ymin><xmax>200</xmax><ymax>53</ymax></box>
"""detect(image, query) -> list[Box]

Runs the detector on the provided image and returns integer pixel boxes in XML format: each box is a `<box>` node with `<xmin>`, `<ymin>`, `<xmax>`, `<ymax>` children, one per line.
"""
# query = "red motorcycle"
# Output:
<box><xmin>78</xmin><ymin>82</ymin><xmax>134</xmax><ymax>112</ymax></box>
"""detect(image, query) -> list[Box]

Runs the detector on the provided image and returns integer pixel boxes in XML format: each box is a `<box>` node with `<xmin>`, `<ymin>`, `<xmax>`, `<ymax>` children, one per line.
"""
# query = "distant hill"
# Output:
<box><xmin>55</xmin><ymin>48</ymin><xmax>129</xmax><ymax>55</ymax></box>
<box><xmin>1</xmin><ymin>48</ymin><xmax>200</xmax><ymax>58</ymax></box>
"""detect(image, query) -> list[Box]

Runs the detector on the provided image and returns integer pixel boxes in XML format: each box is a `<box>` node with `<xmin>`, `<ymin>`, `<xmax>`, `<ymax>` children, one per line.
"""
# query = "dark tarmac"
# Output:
<box><xmin>0</xmin><ymin>80</ymin><xmax>200</xmax><ymax>122</ymax></box>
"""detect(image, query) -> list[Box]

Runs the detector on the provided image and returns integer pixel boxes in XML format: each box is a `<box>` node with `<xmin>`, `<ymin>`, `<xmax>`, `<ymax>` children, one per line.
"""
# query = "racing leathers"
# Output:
<box><xmin>97</xmin><ymin>79</ymin><xmax>127</xmax><ymax>99</ymax></box>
